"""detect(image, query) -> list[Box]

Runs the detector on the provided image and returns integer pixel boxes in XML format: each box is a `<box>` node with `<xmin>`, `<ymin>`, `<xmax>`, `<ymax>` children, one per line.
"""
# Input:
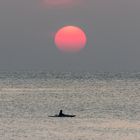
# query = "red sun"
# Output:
<box><xmin>55</xmin><ymin>26</ymin><xmax>87</xmax><ymax>53</ymax></box>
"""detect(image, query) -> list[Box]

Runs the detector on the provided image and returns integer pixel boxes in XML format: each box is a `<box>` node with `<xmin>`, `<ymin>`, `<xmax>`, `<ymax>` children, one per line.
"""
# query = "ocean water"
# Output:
<box><xmin>0</xmin><ymin>71</ymin><xmax>140</xmax><ymax>140</ymax></box>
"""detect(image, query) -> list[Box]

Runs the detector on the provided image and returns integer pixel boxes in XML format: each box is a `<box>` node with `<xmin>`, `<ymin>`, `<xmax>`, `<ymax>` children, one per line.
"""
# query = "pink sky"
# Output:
<box><xmin>40</xmin><ymin>0</ymin><xmax>84</xmax><ymax>6</ymax></box>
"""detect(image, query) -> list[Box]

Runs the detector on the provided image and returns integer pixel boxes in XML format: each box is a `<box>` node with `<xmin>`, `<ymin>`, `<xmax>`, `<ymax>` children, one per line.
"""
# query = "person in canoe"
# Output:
<box><xmin>49</xmin><ymin>110</ymin><xmax>76</xmax><ymax>117</ymax></box>
<box><xmin>58</xmin><ymin>110</ymin><xmax>76</xmax><ymax>117</ymax></box>
<box><xmin>58</xmin><ymin>110</ymin><xmax>64</xmax><ymax>117</ymax></box>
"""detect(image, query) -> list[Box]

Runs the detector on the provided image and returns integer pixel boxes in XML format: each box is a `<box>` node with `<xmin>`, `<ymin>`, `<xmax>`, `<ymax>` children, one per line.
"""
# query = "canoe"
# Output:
<box><xmin>48</xmin><ymin>114</ymin><xmax>76</xmax><ymax>117</ymax></box>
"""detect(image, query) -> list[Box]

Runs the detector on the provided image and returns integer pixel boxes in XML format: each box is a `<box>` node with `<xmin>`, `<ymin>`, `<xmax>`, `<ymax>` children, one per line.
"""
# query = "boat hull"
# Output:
<box><xmin>48</xmin><ymin>114</ymin><xmax>76</xmax><ymax>117</ymax></box>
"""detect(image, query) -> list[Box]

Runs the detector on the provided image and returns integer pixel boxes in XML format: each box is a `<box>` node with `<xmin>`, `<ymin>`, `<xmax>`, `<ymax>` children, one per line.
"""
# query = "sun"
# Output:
<box><xmin>55</xmin><ymin>26</ymin><xmax>87</xmax><ymax>53</ymax></box>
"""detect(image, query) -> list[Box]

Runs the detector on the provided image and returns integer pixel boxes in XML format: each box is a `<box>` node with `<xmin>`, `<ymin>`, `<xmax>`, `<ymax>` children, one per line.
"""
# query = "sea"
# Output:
<box><xmin>0</xmin><ymin>71</ymin><xmax>140</xmax><ymax>140</ymax></box>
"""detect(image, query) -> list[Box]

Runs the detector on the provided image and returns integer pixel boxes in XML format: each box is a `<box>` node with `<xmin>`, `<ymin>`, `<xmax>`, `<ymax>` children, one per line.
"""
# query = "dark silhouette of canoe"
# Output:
<box><xmin>49</xmin><ymin>110</ymin><xmax>76</xmax><ymax>117</ymax></box>
<box><xmin>48</xmin><ymin>114</ymin><xmax>76</xmax><ymax>117</ymax></box>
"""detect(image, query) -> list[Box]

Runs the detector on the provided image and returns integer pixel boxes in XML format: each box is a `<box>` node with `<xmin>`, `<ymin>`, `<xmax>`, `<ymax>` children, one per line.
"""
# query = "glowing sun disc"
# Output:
<box><xmin>55</xmin><ymin>26</ymin><xmax>87</xmax><ymax>53</ymax></box>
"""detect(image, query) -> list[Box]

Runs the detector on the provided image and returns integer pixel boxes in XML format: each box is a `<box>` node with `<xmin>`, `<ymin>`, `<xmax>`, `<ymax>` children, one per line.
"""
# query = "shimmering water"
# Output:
<box><xmin>0</xmin><ymin>71</ymin><xmax>140</xmax><ymax>140</ymax></box>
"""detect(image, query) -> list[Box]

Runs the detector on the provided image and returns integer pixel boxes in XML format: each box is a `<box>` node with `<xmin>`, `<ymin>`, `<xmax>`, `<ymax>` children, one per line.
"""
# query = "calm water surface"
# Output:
<box><xmin>0</xmin><ymin>71</ymin><xmax>140</xmax><ymax>140</ymax></box>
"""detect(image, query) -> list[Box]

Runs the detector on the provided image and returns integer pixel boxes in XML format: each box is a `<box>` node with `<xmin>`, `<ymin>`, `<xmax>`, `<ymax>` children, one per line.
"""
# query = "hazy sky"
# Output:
<box><xmin>0</xmin><ymin>0</ymin><xmax>140</xmax><ymax>72</ymax></box>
